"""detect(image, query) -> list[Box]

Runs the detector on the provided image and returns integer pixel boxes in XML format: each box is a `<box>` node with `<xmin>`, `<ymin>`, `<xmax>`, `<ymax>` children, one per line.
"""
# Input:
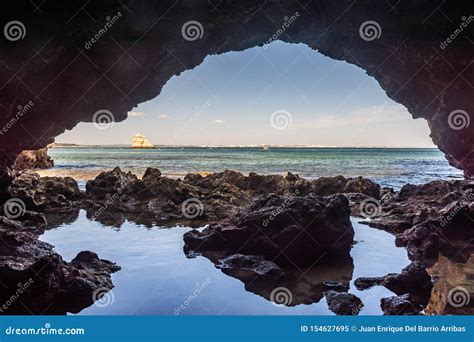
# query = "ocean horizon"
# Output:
<box><xmin>40</xmin><ymin>146</ymin><xmax>463</xmax><ymax>189</ymax></box>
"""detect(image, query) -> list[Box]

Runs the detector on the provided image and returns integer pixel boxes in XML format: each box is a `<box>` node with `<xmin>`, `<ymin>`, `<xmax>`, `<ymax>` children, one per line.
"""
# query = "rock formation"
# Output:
<box><xmin>0</xmin><ymin>212</ymin><xmax>120</xmax><ymax>314</ymax></box>
<box><xmin>13</xmin><ymin>147</ymin><xmax>54</xmax><ymax>171</ymax></box>
<box><xmin>0</xmin><ymin>1</ymin><xmax>473</xmax><ymax>190</ymax></box>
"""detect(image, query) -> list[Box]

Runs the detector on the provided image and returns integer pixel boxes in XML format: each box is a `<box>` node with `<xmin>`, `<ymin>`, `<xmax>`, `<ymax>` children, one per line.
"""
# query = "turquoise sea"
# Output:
<box><xmin>44</xmin><ymin>146</ymin><xmax>463</xmax><ymax>189</ymax></box>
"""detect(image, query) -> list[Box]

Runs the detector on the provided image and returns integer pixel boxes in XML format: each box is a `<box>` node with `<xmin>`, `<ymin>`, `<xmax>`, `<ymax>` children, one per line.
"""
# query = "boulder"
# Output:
<box><xmin>324</xmin><ymin>291</ymin><xmax>363</xmax><ymax>315</ymax></box>
<box><xmin>8</xmin><ymin>171</ymin><xmax>83</xmax><ymax>212</ymax></box>
<box><xmin>13</xmin><ymin>147</ymin><xmax>54</xmax><ymax>171</ymax></box>
<box><xmin>184</xmin><ymin>193</ymin><xmax>354</xmax><ymax>266</ymax></box>
<box><xmin>0</xmin><ymin>216</ymin><xmax>120</xmax><ymax>314</ymax></box>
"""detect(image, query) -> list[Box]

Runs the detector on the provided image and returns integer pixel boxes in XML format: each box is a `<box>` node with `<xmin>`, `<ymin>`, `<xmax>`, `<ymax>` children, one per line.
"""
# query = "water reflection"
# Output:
<box><xmin>40</xmin><ymin>212</ymin><xmax>411</xmax><ymax>315</ymax></box>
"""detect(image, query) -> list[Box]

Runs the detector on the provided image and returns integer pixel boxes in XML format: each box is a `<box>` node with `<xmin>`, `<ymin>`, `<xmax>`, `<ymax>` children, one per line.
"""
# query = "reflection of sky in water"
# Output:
<box><xmin>41</xmin><ymin>213</ymin><xmax>410</xmax><ymax>315</ymax></box>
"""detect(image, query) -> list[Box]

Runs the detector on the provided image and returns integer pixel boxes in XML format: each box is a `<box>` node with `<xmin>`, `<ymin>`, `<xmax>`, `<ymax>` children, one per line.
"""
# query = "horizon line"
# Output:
<box><xmin>51</xmin><ymin>143</ymin><xmax>438</xmax><ymax>149</ymax></box>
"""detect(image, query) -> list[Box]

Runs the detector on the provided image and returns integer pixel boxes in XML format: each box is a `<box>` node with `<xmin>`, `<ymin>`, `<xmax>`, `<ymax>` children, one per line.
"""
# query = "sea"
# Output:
<box><xmin>40</xmin><ymin>146</ymin><xmax>463</xmax><ymax>189</ymax></box>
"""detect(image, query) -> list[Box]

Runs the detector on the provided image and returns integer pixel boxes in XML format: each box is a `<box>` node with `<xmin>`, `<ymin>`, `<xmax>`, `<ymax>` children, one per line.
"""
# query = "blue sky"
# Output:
<box><xmin>58</xmin><ymin>41</ymin><xmax>434</xmax><ymax>147</ymax></box>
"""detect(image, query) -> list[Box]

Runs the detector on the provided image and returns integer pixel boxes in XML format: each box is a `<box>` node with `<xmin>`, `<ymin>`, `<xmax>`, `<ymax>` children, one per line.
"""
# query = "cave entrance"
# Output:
<box><xmin>48</xmin><ymin>41</ymin><xmax>461</xmax><ymax>187</ymax></box>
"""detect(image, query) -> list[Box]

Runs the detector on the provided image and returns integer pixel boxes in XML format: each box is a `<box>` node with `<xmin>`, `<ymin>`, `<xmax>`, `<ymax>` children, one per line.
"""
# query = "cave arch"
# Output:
<box><xmin>1</xmin><ymin>0</ymin><xmax>473</xmax><ymax>184</ymax></box>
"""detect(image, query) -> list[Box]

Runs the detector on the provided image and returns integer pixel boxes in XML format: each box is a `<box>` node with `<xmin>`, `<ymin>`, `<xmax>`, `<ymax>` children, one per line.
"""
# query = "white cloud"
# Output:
<box><xmin>159</xmin><ymin>114</ymin><xmax>169</xmax><ymax>119</ymax></box>
<box><xmin>128</xmin><ymin>111</ymin><xmax>145</xmax><ymax>117</ymax></box>
<box><xmin>211</xmin><ymin>119</ymin><xmax>224</xmax><ymax>124</ymax></box>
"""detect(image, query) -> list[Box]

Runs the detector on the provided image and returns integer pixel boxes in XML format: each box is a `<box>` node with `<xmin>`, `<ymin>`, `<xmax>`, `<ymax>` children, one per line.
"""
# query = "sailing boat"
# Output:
<box><xmin>131</xmin><ymin>133</ymin><xmax>154</xmax><ymax>148</ymax></box>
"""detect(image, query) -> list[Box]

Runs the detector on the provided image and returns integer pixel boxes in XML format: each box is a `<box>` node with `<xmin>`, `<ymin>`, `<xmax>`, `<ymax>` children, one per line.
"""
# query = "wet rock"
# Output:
<box><xmin>324</xmin><ymin>291</ymin><xmax>363</xmax><ymax>315</ymax></box>
<box><xmin>395</xmin><ymin>223</ymin><xmax>440</xmax><ymax>264</ymax></box>
<box><xmin>355</xmin><ymin>263</ymin><xmax>432</xmax><ymax>297</ymax></box>
<box><xmin>0</xmin><ymin>215</ymin><xmax>120</xmax><ymax>314</ymax></box>
<box><xmin>197</xmin><ymin>250</ymin><xmax>354</xmax><ymax>307</ymax></box>
<box><xmin>86</xmin><ymin>167</ymin><xmax>147</xmax><ymax>200</ymax></box>
<box><xmin>311</xmin><ymin>175</ymin><xmax>380</xmax><ymax>198</ymax></box>
<box><xmin>323</xmin><ymin>281</ymin><xmax>349</xmax><ymax>292</ymax></box>
<box><xmin>354</xmin><ymin>276</ymin><xmax>387</xmax><ymax>291</ymax></box>
<box><xmin>381</xmin><ymin>294</ymin><xmax>422</xmax><ymax>315</ymax></box>
<box><xmin>8</xmin><ymin>171</ymin><xmax>83</xmax><ymax>212</ymax></box>
<box><xmin>184</xmin><ymin>193</ymin><xmax>354</xmax><ymax>266</ymax></box>
<box><xmin>217</xmin><ymin>254</ymin><xmax>284</xmax><ymax>277</ymax></box>
<box><xmin>13</xmin><ymin>147</ymin><xmax>54</xmax><ymax>171</ymax></box>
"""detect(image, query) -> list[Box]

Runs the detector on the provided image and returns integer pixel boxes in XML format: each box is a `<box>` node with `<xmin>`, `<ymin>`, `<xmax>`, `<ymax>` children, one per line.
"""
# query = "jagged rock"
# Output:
<box><xmin>324</xmin><ymin>291</ymin><xmax>363</xmax><ymax>315</ymax></box>
<box><xmin>366</xmin><ymin>180</ymin><xmax>474</xmax><ymax>262</ymax></box>
<box><xmin>0</xmin><ymin>216</ymin><xmax>120</xmax><ymax>314</ymax></box>
<box><xmin>184</xmin><ymin>193</ymin><xmax>354</xmax><ymax>266</ymax></box>
<box><xmin>86</xmin><ymin>167</ymin><xmax>147</xmax><ymax>200</ymax></box>
<box><xmin>355</xmin><ymin>263</ymin><xmax>432</xmax><ymax>296</ymax></box>
<box><xmin>216</xmin><ymin>254</ymin><xmax>284</xmax><ymax>277</ymax></box>
<box><xmin>381</xmin><ymin>294</ymin><xmax>423</xmax><ymax>315</ymax></box>
<box><xmin>13</xmin><ymin>148</ymin><xmax>54</xmax><ymax>171</ymax></box>
<box><xmin>355</xmin><ymin>263</ymin><xmax>433</xmax><ymax>314</ymax></box>
<box><xmin>7</xmin><ymin>171</ymin><xmax>83</xmax><ymax>212</ymax></box>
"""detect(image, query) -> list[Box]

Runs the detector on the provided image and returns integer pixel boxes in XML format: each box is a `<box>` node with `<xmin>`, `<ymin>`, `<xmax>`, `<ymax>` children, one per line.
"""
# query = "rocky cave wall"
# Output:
<box><xmin>0</xmin><ymin>0</ymin><xmax>473</xmax><ymax>186</ymax></box>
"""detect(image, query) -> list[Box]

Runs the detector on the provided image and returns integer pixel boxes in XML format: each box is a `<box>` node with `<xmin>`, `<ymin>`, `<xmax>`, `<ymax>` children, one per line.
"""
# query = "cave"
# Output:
<box><xmin>1</xmin><ymin>0</ymin><xmax>473</xmax><ymax>189</ymax></box>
